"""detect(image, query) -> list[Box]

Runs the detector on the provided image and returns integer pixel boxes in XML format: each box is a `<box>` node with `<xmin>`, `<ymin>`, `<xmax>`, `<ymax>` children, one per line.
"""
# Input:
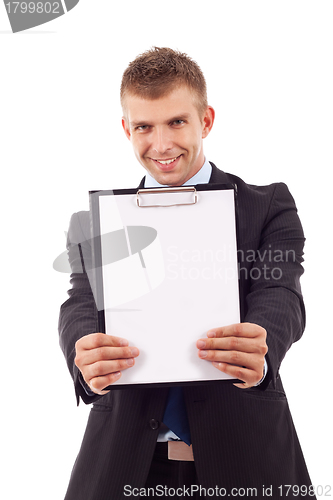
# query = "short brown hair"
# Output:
<box><xmin>120</xmin><ymin>47</ymin><xmax>208</xmax><ymax>118</ymax></box>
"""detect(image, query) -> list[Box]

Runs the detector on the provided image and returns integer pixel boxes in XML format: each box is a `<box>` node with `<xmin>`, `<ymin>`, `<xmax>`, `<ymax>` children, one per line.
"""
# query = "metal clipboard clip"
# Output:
<box><xmin>136</xmin><ymin>186</ymin><xmax>198</xmax><ymax>208</ymax></box>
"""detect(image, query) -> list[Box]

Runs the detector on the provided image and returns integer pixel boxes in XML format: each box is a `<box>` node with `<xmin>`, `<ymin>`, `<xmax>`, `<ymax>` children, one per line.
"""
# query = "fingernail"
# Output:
<box><xmin>129</xmin><ymin>347</ymin><xmax>139</xmax><ymax>356</ymax></box>
<box><xmin>119</xmin><ymin>338</ymin><xmax>129</xmax><ymax>346</ymax></box>
<box><xmin>197</xmin><ymin>340</ymin><xmax>205</xmax><ymax>349</ymax></box>
<box><xmin>207</xmin><ymin>331</ymin><xmax>216</xmax><ymax>338</ymax></box>
<box><xmin>199</xmin><ymin>350</ymin><xmax>207</xmax><ymax>358</ymax></box>
<box><xmin>126</xmin><ymin>358</ymin><xmax>134</xmax><ymax>366</ymax></box>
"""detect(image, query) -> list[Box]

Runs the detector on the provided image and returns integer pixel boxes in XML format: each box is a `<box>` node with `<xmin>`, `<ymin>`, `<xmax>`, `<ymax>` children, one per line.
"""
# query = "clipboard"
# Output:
<box><xmin>89</xmin><ymin>183</ymin><xmax>240</xmax><ymax>388</ymax></box>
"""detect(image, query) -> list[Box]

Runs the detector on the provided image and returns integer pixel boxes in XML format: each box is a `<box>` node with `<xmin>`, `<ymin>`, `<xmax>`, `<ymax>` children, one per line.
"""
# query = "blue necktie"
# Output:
<box><xmin>162</xmin><ymin>387</ymin><xmax>191</xmax><ymax>446</ymax></box>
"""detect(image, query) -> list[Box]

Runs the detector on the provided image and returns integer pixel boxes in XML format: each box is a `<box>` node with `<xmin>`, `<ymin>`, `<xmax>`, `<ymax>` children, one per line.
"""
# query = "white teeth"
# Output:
<box><xmin>156</xmin><ymin>157</ymin><xmax>178</xmax><ymax>165</ymax></box>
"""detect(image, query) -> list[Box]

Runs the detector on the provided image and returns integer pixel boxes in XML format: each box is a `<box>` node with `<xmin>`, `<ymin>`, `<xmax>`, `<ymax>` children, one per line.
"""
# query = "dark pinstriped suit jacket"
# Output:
<box><xmin>59</xmin><ymin>163</ymin><xmax>314</xmax><ymax>499</ymax></box>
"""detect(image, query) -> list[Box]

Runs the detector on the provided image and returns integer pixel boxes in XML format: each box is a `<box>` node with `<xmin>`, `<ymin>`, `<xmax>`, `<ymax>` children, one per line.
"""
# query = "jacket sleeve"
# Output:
<box><xmin>58</xmin><ymin>211</ymin><xmax>102</xmax><ymax>405</ymax></box>
<box><xmin>242</xmin><ymin>182</ymin><xmax>306</xmax><ymax>390</ymax></box>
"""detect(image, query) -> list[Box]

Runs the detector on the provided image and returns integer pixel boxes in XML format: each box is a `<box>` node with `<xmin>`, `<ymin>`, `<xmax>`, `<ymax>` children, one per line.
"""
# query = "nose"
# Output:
<box><xmin>151</xmin><ymin>126</ymin><xmax>173</xmax><ymax>156</ymax></box>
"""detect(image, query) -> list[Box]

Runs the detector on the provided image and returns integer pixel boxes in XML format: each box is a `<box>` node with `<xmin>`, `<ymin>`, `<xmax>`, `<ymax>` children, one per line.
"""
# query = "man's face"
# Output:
<box><xmin>122</xmin><ymin>86</ymin><xmax>215</xmax><ymax>186</ymax></box>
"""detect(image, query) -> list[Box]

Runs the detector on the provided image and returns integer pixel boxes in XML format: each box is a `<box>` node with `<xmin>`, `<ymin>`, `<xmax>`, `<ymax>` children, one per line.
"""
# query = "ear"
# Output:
<box><xmin>201</xmin><ymin>106</ymin><xmax>215</xmax><ymax>139</ymax></box>
<box><xmin>122</xmin><ymin>117</ymin><xmax>131</xmax><ymax>141</ymax></box>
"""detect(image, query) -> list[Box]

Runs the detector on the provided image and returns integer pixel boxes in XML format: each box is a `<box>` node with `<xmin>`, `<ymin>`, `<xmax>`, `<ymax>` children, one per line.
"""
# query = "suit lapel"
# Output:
<box><xmin>208</xmin><ymin>162</ymin><xmax>230</xmax><ymax>184</ymax></box>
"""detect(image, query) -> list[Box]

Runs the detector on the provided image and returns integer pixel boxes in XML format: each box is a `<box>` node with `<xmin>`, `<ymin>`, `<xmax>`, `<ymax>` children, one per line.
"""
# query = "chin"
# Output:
<box><xmin>155</xmin><ymin>171</ymin><xmax>183</xmax><ymax>186</ymax></box>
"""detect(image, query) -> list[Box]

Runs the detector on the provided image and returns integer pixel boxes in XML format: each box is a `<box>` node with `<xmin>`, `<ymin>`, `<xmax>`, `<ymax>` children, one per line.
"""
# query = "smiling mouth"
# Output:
<box><xmin>150</xmin><ymin>155</ymin><xmax>181</xmax><ymax>165</ymax></box>
<box><xmin>151</xmin><ymin>155</ymin><xmax>181</xmax><ymax>167</ymax></box>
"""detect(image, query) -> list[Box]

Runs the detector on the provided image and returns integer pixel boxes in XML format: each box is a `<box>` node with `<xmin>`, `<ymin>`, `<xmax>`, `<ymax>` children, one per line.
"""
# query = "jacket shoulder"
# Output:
<box><xmin>67</xmin><ymin>210</ymin><xmax>91</xmax><ymax>245</ymax></box>
<box><xmin>209</xmin><ymin>163</ymin><xmax>302</xmax><ymax>247</ymax></box>
<box><xmin>210</xmin><ymin>163</ymin><xmax>298</xmax><ymax>215</ymax></box>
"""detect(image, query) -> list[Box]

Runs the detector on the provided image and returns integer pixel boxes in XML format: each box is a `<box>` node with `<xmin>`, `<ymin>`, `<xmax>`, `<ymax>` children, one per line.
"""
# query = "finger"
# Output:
<box><xmin>207</xmin><ymin>323</ymin><xmax>266</xmax><ymax>339</ymax></box>
<box><xmin>233</xmin><ymin>382</ymin><xmax>252</xmax><ymax>389</ymax></box>
<box><xmin>85</xmin><ymin>357</ymin><xmax>137</xmax><ymax>381</ymax></box>
<box><xmin>90</xmin><ymin>371</ymin><xmax>122</xmax><ymax>393</ymax></box>
<box><xmin>78</xmin><ymin>345</ymin><xmax>140</xmax><ymax>366</ymax></box>
<box><xmin>212</xmin><ymin>361</ymin><xmax>262</xmax><ymax>387</ymax></box>
<box><xmin>197</xmin><ymin>336</ymin><xmax>264</xmax><ymax>354</ymax></box>
<box><xmin>76</xmin><ymin>333</ymin><xmax>129</xmax><ymax>351</ymax></box>
<box><xmin>198</xmin><ymin>348</ymin><xmax>262</xmax><ymax>372</ymax></box>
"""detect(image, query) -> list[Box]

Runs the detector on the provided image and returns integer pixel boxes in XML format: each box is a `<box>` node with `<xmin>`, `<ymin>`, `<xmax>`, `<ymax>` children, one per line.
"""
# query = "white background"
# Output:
<box><xmin>1</xmin><ymin>1</ymin><xmax>332</xmax><ymax>498</ymax></box>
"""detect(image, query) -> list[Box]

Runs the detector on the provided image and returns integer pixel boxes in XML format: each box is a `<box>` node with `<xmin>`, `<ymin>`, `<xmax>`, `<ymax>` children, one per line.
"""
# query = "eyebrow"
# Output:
<box><xmin>130</xmin><ymin>113</ymin><xmax>191</xmax><ymax>128</ymax></box>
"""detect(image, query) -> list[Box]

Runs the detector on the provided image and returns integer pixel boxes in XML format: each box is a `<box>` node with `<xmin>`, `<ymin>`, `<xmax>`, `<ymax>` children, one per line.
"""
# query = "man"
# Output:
<box><xmin>59</xmin><ymin>47</ymin><xmax>314</xmax><ymax>499</ymax></box>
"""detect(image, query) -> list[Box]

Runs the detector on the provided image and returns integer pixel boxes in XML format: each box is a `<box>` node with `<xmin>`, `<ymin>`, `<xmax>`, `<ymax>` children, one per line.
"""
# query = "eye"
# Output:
<box><xmin>135</xmin><ymin>125</ymin><xmax>150</xmax><ymax>132</ymax></box>
<box><xmin>172</xmin><ymin>120</ymin><xmax>185</xmax><ymax>126</ymax></box>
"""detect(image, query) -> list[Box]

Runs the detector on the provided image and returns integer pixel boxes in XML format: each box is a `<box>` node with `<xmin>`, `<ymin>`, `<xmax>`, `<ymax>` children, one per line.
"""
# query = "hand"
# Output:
<box><xmin>75</xmin><ymin>333</ymin><xmax>140</xmax><ymax>395</ymax></box>
<box><xmin>196</xmin><ymin>323</ymin><xmax>267</xmax><ymax>389</ymax></box>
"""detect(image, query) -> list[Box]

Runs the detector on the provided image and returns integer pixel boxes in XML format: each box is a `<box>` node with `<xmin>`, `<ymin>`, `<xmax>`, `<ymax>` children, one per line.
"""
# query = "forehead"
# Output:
<box><xmin>123</xmin><ymin>86</ymin><xmax>200</xmax><ymax>124</ymax></box>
